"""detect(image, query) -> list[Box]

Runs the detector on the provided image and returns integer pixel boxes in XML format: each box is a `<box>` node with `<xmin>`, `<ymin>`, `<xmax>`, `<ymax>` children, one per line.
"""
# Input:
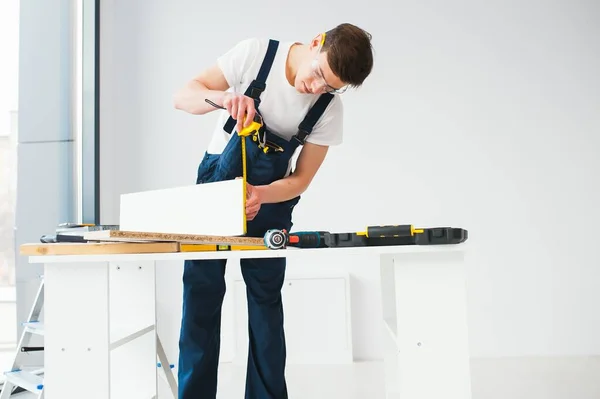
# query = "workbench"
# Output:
<box><xmin>25</xmin><ymin>243</ymin><xmax>472</xmax><ymax>399</ymax></box>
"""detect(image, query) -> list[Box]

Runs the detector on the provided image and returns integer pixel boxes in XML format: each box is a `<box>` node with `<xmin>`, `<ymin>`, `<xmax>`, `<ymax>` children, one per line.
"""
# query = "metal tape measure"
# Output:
<box><xmin>264</xmin><ymin>229</ymin><xmax>287</xmax><ymax>250</ymax></box>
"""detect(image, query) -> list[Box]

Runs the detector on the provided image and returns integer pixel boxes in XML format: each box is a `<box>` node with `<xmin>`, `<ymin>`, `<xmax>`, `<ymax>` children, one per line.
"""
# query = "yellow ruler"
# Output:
<box><xmin>237</xmin><ymin>115</ymin><xmax>263</xmax><ymax>234</ymax></box>
<box><xmin>241</xmin><ymin>135</ymin><xmax>248</xmax><ymax>233</ymax></box>
<box><xmin>180</xmin><ymin>244</ymin><xmax>267</xmax><ymax>252</ymax></box>
<box><xmin>202</xmin><ymin>98</ymin><xmax>262</xmax><ymax>235</ymax></box>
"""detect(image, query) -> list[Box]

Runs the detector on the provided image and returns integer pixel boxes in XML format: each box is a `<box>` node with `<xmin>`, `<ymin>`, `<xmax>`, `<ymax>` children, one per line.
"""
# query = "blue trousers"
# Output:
<box><xmin>178</xmin><ymin>255</ymin><xmax>288</xmax><ymax>398</ymax></box>
<box><xmin>178</xmin><ymin>127</ymin><xmax>299</xmax><ymax>398</ymax></box>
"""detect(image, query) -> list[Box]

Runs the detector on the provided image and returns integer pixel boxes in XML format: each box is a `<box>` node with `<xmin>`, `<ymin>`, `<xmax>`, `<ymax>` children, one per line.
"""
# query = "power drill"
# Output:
<box><xmin>263</xmin><ymin>225</ymin><xmax>466</xmax><ymax>249</ymax></box>
<box><xmin>263</xmin><ymin>226</ymin><xmax>417</xmax><ymax>250</ymax></box>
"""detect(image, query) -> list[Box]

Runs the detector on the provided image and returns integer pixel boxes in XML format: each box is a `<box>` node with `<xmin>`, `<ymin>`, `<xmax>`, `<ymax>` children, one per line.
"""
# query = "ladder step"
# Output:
<box><xmin>21</xmin><ymin>346</ymin><xmax>44</xmax><ymax>352</ymax></box>
<box><xmin>3</xmin><ymin>370</ymin><xmax>44</xmax><ymax>393</ymax></box>
<box><xmin>22</xmin><ymin>322</ymin><xmax>45</xmax><ymax>336</ymax></box>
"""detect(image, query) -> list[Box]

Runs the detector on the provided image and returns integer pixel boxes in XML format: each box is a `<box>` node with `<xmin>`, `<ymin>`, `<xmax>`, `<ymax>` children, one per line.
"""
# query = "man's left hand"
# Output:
<box><xmin>245</xmin><ymin>183</ymin><xmax>263</xmax><ymax>221</ymax></box>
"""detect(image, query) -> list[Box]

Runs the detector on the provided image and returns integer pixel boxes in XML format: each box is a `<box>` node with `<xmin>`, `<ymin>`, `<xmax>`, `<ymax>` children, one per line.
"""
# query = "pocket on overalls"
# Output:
<box><xmin>213</xmin><ymin>134</ymin><xmax>244</xmax><ymax>181</ymax></box>
<box><xmin>249</xmin><ymin>153</ymin><xmax>280</xmax><ymax>186</ymax></box>
<box><xmin>196</xmin><ymin>152</ymin><xmax>219</xmax><ymax>184</ymax></box>
<box><xmin>246</xmin><ymin>136</ymin><xmax>289</xmax><ymax>186</ymax></box>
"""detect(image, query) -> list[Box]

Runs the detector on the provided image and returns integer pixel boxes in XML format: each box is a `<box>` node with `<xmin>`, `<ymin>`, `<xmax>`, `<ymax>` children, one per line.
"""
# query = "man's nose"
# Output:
<box><xmin>311</xmin><ymin>81</ymin><xmax>326</xmax><ymax>93</ymax></box>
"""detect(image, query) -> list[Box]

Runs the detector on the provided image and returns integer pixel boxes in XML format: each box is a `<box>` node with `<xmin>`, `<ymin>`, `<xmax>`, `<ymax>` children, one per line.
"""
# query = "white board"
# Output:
<box><xmin>119</xmin><ymin>179</ymin><xmax>245</xmax><ymax>236</ymax></box>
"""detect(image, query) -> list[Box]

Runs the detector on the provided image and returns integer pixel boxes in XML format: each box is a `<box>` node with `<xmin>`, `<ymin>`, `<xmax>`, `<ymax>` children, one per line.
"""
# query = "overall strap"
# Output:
<box><xmin>223</xmin><ymin>39</ymin><xmax>279</xmax><ymax>134</ymax></box>
<box><xmin>293</xmin><ymin>93</ymin><xmax>334</xmax><ymax>144</ymax></box>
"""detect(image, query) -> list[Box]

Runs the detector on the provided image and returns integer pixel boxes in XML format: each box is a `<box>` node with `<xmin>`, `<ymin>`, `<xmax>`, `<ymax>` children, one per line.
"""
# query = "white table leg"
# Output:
<box><xmin>380</xmin><ymin>249</ymin><xmax>472</xmax><ymax>399</ymax></box>
<box><xmin>44</xmin><ymin>260</ymin><xmax>157</xmax><ymax>399</ymax></box>
<box><xmin>108</xmin><ymin>260</ymin><xmax>157</xmax><ymax>399</ymax></box>
<box><xmin>44</xmin><ymin>261</ymin><xmax>111</xmax><ymax>399</ymax></box>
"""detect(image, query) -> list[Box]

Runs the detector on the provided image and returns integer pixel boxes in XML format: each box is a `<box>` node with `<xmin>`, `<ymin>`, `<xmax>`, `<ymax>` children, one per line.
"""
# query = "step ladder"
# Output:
<box><xmin>0</xmin><ymin>277</ymin><xmax>178</xmax><ymax>398</ymax></box>
<box><xmin>0</xmin><ymin>277</ymin><xmax>45</xmax><ymax>398</ymax></box>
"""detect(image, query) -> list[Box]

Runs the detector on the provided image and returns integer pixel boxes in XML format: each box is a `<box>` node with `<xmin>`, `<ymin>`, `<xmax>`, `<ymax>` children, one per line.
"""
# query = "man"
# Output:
<box><xmin>173</xmin><ymin>23</ymin><xmax>373</xmax><ymax>399</ymax></box>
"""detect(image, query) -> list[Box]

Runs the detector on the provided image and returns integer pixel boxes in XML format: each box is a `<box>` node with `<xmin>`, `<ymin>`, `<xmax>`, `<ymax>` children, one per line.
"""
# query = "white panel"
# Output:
<box><xmin>381</xmin><ymin>321</ymin><xmax>401</xmax><ymax>397</ymax></box>
<box><xmin>43</xmin><ymin>261</ymin><xmax>159</xmax><ymax>399</ymax></box>
<box><xmin>110</xmin><ymin>331</ymin><xmax>157</xmax><ymax>399</ymax></box>
<box><xmin>109</xmin><ymin>261</ymin><xmax>157</xmax><ymax>399</ymax></box>
<box><xmin>109</xmin><ymin>261</ymin><xmax>156</xmax><ymax>342</ymax></box>
<box><xmin>44</xmin><ymin>262</ymin><xmax>110</xmax><ymax>399</ymax></box>
<box><xmin>233</xmin><ymin>274</ymin><xmax>353</xmax><ymax>365</ymax></box>
<box><xmin>385</xmin><ymin>251</ymin><xmax>472</xmax><ymax>399</ymax></box>
<box><xmin>119</xmin><ymin>179</ymin><xmax>244</xmax><ymax>236</ymax></box>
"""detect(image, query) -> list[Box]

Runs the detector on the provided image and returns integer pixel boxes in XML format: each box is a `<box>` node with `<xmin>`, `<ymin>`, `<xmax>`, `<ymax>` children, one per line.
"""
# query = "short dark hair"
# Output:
<box><xmin>322</xmin><ymin>23</ymin><xmax>374</xmax><ymax>87</ymax></box>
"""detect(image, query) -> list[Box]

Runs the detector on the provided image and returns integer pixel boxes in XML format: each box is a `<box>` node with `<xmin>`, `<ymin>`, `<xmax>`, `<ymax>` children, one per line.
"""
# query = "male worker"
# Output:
<box><xmin>173</xmin><ymin>23</ymin><xmax>374</xmax><ymax>398</ymax></box>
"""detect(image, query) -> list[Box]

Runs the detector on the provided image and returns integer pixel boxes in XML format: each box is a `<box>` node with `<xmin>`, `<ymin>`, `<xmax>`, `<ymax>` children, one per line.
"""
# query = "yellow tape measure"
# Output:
<box><xmin>237</xmin><ymin>117</ymin><xmax>263</xmax><ymax>234</ymax></box>
<box><xmin>202</xmin><ymin>99</ymin><xmax>263</xmax><ymax>235</ymax></box>
<box><xmin>241</xmin><ymin>135</ymin><xmax>248</xmax><ymax>232</ymax></box>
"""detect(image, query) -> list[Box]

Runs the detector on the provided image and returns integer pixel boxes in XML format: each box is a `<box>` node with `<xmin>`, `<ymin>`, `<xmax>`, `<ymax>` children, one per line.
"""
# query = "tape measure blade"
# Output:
<box><xmin>242</xmin><ymin>136</ymin><xmax>248</xmax><ymax>233</ymax></box>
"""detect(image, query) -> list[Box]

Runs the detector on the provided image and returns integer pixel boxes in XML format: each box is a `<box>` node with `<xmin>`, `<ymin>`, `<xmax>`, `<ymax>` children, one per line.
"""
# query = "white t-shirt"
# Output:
<box><xmin>207</xmin><ymin>38</ymin><xmax>344</xmax><ymax>162</ymax></box>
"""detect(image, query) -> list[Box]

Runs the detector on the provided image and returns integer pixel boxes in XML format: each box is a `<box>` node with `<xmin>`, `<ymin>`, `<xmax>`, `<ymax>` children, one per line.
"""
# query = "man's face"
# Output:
<box><xmin>295</xmin><ymin>37</ymin><xmax>348</xmax><ymax>95</ymax></box>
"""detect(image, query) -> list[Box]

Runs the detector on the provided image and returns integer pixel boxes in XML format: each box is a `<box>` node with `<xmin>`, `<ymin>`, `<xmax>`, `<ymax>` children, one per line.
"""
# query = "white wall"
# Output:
<box><xmin>100</xmin><ymin>0</ymin><xmax>600</xmax><ymax>364</ymax></box>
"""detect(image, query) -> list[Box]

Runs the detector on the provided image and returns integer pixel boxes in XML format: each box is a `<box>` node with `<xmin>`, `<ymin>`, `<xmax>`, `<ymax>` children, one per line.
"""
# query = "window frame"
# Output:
<box><xmin>76</xmin><ymin>0</ymin><xmax>100</xmax><ymax>224</ymax></box>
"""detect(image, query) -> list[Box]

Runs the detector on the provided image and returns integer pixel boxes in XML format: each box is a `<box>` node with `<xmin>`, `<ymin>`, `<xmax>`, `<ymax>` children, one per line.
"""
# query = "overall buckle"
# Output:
<box><xmin>248</xmin><ymin>81</ymin><xmax>266</xmax><ymax>104</ymax></box>
<box><xmin>293</xmin><ymin>129</ymin><xmax>309</xmax><ymax>145</ymax></box>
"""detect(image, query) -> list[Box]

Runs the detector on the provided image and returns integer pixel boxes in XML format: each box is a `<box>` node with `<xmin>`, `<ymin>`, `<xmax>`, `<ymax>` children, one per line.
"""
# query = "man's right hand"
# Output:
<box><xmin>223</xmin><ymin>92</ymin><xmax>256</xmax><ymax>133</ymax></box>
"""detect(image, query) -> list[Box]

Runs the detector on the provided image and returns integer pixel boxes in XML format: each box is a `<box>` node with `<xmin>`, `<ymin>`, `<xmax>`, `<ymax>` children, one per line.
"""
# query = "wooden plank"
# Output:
<box><xmin>20</xmin><ymin>242</ymin><xmax>180</xmax><ymax>256</ymax></box>
<box><xmin>120</xmin><ymin>179</ymin><xmax>245</xmax><ymax>236</ymax></box>
<box><xmin>84</xmin><ymin>230</ymin><xmax>265</xmax><ymax>246</ymax></box>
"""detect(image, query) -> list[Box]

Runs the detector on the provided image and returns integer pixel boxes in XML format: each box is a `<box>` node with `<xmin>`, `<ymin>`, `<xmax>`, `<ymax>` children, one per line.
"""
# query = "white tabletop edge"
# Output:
<box><xmin>27</xmin><ymin>243</ymin><xmax>468</xmax><ymax>264</ymax></box>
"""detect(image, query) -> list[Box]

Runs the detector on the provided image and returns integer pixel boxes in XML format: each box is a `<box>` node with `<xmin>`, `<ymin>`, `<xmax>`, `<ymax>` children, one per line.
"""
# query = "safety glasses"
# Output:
<box><xmin>311</xmin><ymin>33</ymin><xmax>348</xmax><ymax>94</ymax></box>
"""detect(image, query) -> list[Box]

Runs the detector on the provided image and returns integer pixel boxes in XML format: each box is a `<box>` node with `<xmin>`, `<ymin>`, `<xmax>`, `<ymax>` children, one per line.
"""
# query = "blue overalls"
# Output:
<box><xmin>178</xmin><ymin>39</ymin><xmax>333</xmax><ymax>399</ymax></box>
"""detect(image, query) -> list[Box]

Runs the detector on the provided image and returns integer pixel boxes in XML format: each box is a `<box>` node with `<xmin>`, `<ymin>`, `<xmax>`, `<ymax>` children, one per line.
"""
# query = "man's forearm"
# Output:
<box><xmin>256</xmin><ymin>174</ymin><xmax>309</xmax><ymax>204</ymax></box>
<box><xmin>173</xmin><ymin>81</ymin><xmax>226</xmax><ymax>115</ymax></box>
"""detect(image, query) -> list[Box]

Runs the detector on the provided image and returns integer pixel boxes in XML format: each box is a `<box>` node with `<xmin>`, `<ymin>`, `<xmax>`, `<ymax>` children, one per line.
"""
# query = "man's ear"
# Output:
<box><xmin>309</xmin><ymin>33</ymin><xmax>324</xmax><ymax>50</ymax></box>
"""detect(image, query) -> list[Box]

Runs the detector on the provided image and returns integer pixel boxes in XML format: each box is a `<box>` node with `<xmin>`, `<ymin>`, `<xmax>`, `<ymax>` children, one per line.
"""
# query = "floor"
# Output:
<box><xmin>3</xmin><ymin>356</ymin><xmax>600</xmax><ymax>398</ymax></box>
<box><xmin>213</xmin><ymin>362</ymin><xmax>386</xmax><ymax>399</ymax></box>
<box><xmin>470</xmin><ymin>356</ymin><xmax>600</xmax><ymax>399</ymax></box>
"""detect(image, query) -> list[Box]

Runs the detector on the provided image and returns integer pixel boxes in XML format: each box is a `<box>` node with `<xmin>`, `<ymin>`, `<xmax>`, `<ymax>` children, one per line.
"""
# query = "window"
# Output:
<box><xmin>78</xmin><ymin>0</ymin><xmax>101</xmax><ymax>224</ymax></box>
<box><xmin>0</xmin><ymin>0</ymin><xmax>19</xmax><ymax>288</ymax></box>
<box><xmin>0</xmin><ymin>0</ymin><xmax>19</xmax><ymax>372</ymax></box>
